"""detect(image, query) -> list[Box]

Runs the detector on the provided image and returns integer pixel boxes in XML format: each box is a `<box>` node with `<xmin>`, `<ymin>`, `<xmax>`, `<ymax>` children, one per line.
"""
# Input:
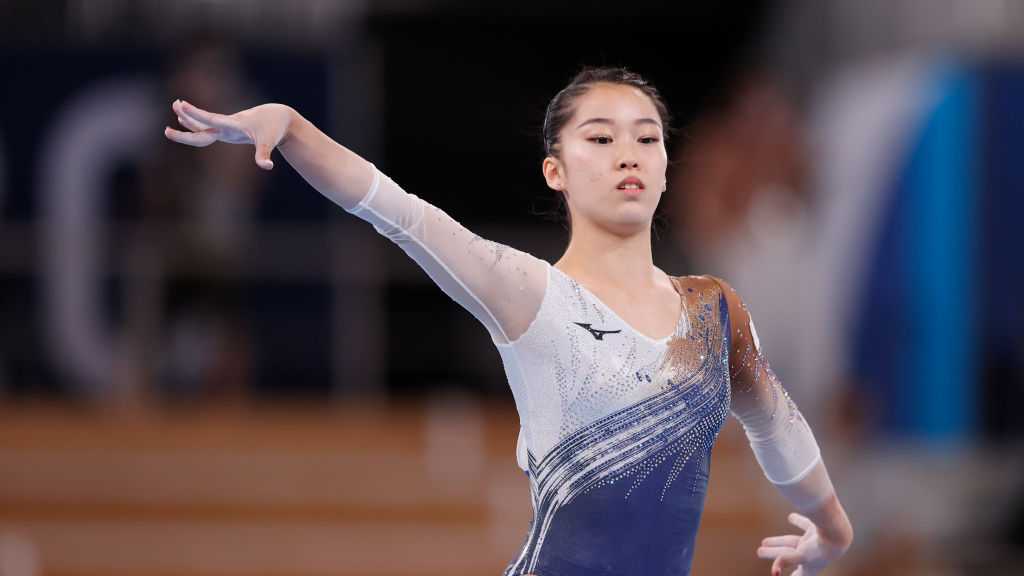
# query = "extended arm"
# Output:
<box><xmin>165</xmin><ymin>100</ymin><xmax>547</xmax><ymax>343</ymax></box>
<box><xmin>711</xmin><ymin>277</ymin><xmax>853</xmax><ymax>575</ymax></box>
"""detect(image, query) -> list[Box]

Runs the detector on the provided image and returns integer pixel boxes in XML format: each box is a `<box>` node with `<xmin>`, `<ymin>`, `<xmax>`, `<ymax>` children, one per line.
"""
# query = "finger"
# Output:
<box><xmin>757</xmin><ymin>546</ymin><xmax>797</xmax><ymax>560</ymax></box>
<box><xmin>792</xmin><ymin>567</ymin><xmax>804</xmax><ymax>576</ymax></box>
<box><xmin>176</xmin><ymin>112</ymin><xmax>210</xmax><ymax>133</ymax></box>
<box><xmin>788</xmin><ymin>513</ymin><xmax>814</xmax><ymax>532</ymax></box>
<box><xmin>771</xmin><ymin>551</ymin><xmax>802</xmax><ymax>575</ymax></box>
<box><xmin>171</xmin><ymin>100</ymin><xmax>211</xmax><ymax>131</ymax></box>
<box><xmin>254</xmin><ymin>142</ymin><xmax>274</xmax><ymax>170</ymax></box>
<box><xmin>177</xmin><ymin>99</ymin><xmax>239</xmax><ymax>131</ymax></box>
<box><xmin>164</xmin><ymin>126</ymin><xmax>217</xmax><ymax>147</ymax></box>
<box><xmin>762</xmin><ymin>535</ymin><xmax>801</xmax><ymax>548</ymax></box>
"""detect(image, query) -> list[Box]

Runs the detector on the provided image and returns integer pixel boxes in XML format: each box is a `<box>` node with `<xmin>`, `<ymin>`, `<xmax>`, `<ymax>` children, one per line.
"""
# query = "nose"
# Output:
<box><xmin>618</xmin><ymin>150</ymin><xmax>639</xmax><ymax>169</ymax></box>
<box><xmin>617</xmin><ymin>141</ymin><xmax>640</xmax><ymax>170</ymax></box>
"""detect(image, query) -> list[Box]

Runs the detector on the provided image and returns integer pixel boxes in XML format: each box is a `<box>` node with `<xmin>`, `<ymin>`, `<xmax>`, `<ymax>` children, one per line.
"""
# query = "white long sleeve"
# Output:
<box><xmin>337</xmin><ymin>166</ymin><xmax>548</xmax><ymax>345</ymax></box>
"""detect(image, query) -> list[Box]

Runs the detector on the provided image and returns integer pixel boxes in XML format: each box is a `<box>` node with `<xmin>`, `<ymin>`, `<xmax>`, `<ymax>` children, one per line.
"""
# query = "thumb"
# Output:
<box><xmin>255</xmin><ymin>142</ymin><xmax>274</xmax><ymax>170</ymax></box>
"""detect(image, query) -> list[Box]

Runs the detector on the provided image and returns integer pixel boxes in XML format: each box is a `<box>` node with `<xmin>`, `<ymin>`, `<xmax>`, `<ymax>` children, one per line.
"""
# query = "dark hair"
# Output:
<box><xmin>542</xmin><ymin>66</ymin><xmax>672</xmax><ymax>158</ymax></box>
<box><xmin>538</xmin><ymin>67</ymin><xmax>672</xmax><ymax>236</ymax></box>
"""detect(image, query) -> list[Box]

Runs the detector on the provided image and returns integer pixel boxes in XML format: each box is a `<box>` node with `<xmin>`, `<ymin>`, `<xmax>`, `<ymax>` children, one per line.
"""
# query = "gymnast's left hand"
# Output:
<box><xmin>756</xmin><ymin>512</ymin><xmax>848</xmax><ymax>576</ymax></box>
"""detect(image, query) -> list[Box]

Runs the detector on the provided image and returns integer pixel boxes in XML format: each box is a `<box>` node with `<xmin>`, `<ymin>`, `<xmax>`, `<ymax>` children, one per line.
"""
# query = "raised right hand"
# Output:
<box><xmin>164</xmin><ymin>100</ymin><xmax>292</xmax><ymax>170</ymax></box>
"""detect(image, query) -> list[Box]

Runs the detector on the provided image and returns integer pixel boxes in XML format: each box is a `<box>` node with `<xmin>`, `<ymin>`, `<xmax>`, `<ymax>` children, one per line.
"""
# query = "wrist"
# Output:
<box><xmin>806</xmin><ymin>493</ymin><xmax>854</xmax><ymax>551</ymax></box>
<box><xmin>819</xmin><ymin>513</ymin><xmax>854</xmax><ymax>553</ymax></box>
<box><xmin>821</xmin><ymin>520</ymin><xmax>853</xmax><ymax>552</ymax></box>
<box><xmin>278</xmin><ymin>104</ymin><xmax>301</xmax><ymax>147</ymax></box>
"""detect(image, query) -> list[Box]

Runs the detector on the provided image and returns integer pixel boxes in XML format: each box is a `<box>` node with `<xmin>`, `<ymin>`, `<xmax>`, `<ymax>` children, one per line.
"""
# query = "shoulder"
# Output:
<box><xmin>677</xmin><ymin>274</ymin><xmax>753</xmax><ymax>329</ymax></box>
<box><xmin>673</xmin><ymin>274</ymin><xmax>740</xmax><ymax>305</ymax></box>
<box><xmin>673</xmin><ymin>274</ymin><xmax>720</xmax><ymax>294</ymax></box>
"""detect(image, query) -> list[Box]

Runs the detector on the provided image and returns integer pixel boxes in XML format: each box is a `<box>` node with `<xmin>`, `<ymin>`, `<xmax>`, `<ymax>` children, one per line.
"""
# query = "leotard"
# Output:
<box><xmin>339</xmin><ymin>167</ymin><xmax>828</xmax><ymax>576</ymax></box>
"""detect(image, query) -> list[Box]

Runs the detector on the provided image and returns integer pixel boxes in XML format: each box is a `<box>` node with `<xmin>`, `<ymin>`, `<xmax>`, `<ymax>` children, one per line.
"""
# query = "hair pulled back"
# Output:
<box><xmin>542</xmin><ymin>66</ymin><xmax>672</xmax><ymax>158</ymax></box>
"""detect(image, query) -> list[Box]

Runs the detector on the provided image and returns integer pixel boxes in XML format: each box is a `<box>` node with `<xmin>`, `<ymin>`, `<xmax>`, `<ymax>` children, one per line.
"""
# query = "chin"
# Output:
<box><xmin>603</xmin><ymin>211</ymin><xmax>654</xmax><ymax>237</ymax></box>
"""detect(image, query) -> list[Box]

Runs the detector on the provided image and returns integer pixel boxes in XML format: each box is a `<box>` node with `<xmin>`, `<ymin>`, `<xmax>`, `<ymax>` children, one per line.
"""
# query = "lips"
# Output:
<box><xmin>617</xmin><ymin>176</ymin><xmax>645</xmax><ymax>194</ymax></box>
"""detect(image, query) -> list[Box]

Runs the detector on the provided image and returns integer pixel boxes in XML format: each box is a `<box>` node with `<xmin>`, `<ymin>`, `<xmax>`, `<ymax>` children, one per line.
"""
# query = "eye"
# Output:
<box><xmin>588</xmin><ymin>136</ymin><xmax>613</xmax><ymax>145</ymax></box>
<box><xmin>639</xmin><ymin>136</ymin><xmax>661</xmax><ymax>144</ymax></box>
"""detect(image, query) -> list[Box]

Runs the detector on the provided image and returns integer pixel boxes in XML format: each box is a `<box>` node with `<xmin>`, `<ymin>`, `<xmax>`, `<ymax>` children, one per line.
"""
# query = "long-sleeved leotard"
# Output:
<box><xmin>334</xmin><ymin>166</ymin><xmax>832</xmax><ymax>576</ymax></box>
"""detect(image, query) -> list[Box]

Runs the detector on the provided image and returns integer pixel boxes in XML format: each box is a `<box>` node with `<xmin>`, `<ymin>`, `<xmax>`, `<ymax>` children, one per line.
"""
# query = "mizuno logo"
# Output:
<box><xmin>573</xmin><ymin>322</ymin><xmax>622</xmax><ymax>341</ymax></box>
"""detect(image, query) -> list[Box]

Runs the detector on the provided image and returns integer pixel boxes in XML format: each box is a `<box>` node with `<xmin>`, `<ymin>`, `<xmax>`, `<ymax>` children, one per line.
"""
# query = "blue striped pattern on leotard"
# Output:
<box><xmin>504</xmin><ymin>294</ymin><xmax>731</xmax><ymax>576</ymax></box>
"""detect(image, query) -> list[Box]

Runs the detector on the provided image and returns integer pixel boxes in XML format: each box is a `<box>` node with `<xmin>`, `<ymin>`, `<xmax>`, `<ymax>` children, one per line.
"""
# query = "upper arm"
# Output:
<box><xmin>708</xmin><ymin>277</ymin><xmax>829</xmax><ymax>502</ymax></box>
<box><xmin>707</xmin><ymin>275</ymin><xmax>792</xmax><ymax>421</ymax></box>
<box><xmin>708</xmin><ymin>276</ymin><xmax>760</xmax><ymax>395</ymax></box>
<box><xmin>346</xmin><ymin>168</ymin><xmax>548</xmax><ymax>344</ymax></box>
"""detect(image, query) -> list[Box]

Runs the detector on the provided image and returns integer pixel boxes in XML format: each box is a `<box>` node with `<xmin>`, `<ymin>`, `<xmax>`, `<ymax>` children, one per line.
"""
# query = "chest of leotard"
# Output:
<box><xmin>498</xmin><ymin>266</ymin><xmax>731</xmax><ymax>576</ymax></box>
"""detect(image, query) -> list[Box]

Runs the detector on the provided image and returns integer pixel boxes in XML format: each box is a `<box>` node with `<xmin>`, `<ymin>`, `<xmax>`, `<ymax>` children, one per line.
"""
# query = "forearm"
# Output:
<box><xmin>751</xmin><ymin>416</ymin><xmax>853</xmax><ymax>549</ymax></box>
<box><xmin>274</xmin><ymin>106</ymin><xmax>546</xmax><ymax>342</ymax></box>
<box><xmin>277</xmin><ymin>106</ymin><xmax>376</xmax><ymax>211</ymax></box>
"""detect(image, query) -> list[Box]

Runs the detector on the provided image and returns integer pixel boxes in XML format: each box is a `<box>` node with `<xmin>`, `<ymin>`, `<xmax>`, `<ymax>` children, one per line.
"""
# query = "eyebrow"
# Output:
<box><xmin>575</xmin><ymin>117</ymin><xmax>662</xmax><ymax>130</ymax></box>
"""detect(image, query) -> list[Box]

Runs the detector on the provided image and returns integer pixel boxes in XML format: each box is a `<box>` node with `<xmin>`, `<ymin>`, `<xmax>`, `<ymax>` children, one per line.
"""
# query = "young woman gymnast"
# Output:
<box><xmin>165</xmin><ymin>66</ymin><xmax>853</xmax><ymax>576</ymax></box>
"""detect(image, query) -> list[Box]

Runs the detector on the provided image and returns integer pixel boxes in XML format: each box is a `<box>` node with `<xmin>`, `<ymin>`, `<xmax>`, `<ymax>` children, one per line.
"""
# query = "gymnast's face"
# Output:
<box><xmin>543</xmin><ymin>82</ymin><xmax>668</xmax><ymax>238</ymax></box>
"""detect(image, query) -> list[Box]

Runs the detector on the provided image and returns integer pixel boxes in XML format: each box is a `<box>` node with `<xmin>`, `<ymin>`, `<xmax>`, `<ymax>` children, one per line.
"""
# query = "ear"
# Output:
<box><xmin>542</xmin><ymin>156</ymin><xmax>565</xmax><ymax>193</ymax></box>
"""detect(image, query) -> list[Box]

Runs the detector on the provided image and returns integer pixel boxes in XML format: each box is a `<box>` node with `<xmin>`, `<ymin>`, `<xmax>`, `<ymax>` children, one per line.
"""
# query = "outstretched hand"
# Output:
<box><xmin>757</xmin><ymin>512</ymin><xmax>847</xmax><ymax>576</ymax></box>
<box><xmin>164</xmin><ymin>100</ymin><xmax>292</xmax><ymax>170</ymax></box>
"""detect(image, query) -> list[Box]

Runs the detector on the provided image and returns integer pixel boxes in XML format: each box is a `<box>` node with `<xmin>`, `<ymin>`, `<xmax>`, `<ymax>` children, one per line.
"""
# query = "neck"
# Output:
<box><xmin>555</xmin><ymin>218</ymin><xmax>659</xmax><ymax>289</ymax></box>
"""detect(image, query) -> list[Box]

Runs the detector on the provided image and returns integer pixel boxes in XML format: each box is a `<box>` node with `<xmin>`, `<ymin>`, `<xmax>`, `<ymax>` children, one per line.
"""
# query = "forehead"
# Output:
<box><xmin>570</xmin><ymin>82</ymin><xmax>661</xmax><ymax>126</ymax></box>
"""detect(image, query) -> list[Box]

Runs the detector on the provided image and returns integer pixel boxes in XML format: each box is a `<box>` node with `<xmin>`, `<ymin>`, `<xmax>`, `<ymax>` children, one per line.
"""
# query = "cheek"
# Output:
<box><xmin>651</xmin><ymin>149</ymin><xmax>669</xmax><ymax>187</ymax></box>
<box><xmin>564</xmin><ymin>150</ymin><xmax>606</xmax><ymax>184</ymax></box>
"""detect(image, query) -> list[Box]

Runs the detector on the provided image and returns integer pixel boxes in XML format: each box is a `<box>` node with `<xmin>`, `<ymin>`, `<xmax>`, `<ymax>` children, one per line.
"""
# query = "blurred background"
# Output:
<box><xmin>1</xmin><ymin>0</ymin><xmax>1023</xmax><ymax>574</ymax></box>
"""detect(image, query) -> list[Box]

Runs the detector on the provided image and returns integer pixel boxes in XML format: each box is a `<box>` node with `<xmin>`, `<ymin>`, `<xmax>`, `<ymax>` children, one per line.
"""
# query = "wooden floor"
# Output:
<box><xmin>0</xmin><ymin>402</ymin><xmax>827</xmax><ymax>576</ymax></box>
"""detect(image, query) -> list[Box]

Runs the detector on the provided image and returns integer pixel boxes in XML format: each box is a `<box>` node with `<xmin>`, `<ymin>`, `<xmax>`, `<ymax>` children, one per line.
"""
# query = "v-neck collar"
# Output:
<box><xmin>550</xmin><ymin>263</ymin><xmax>688</xmax><ymax>345</ymax></box>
